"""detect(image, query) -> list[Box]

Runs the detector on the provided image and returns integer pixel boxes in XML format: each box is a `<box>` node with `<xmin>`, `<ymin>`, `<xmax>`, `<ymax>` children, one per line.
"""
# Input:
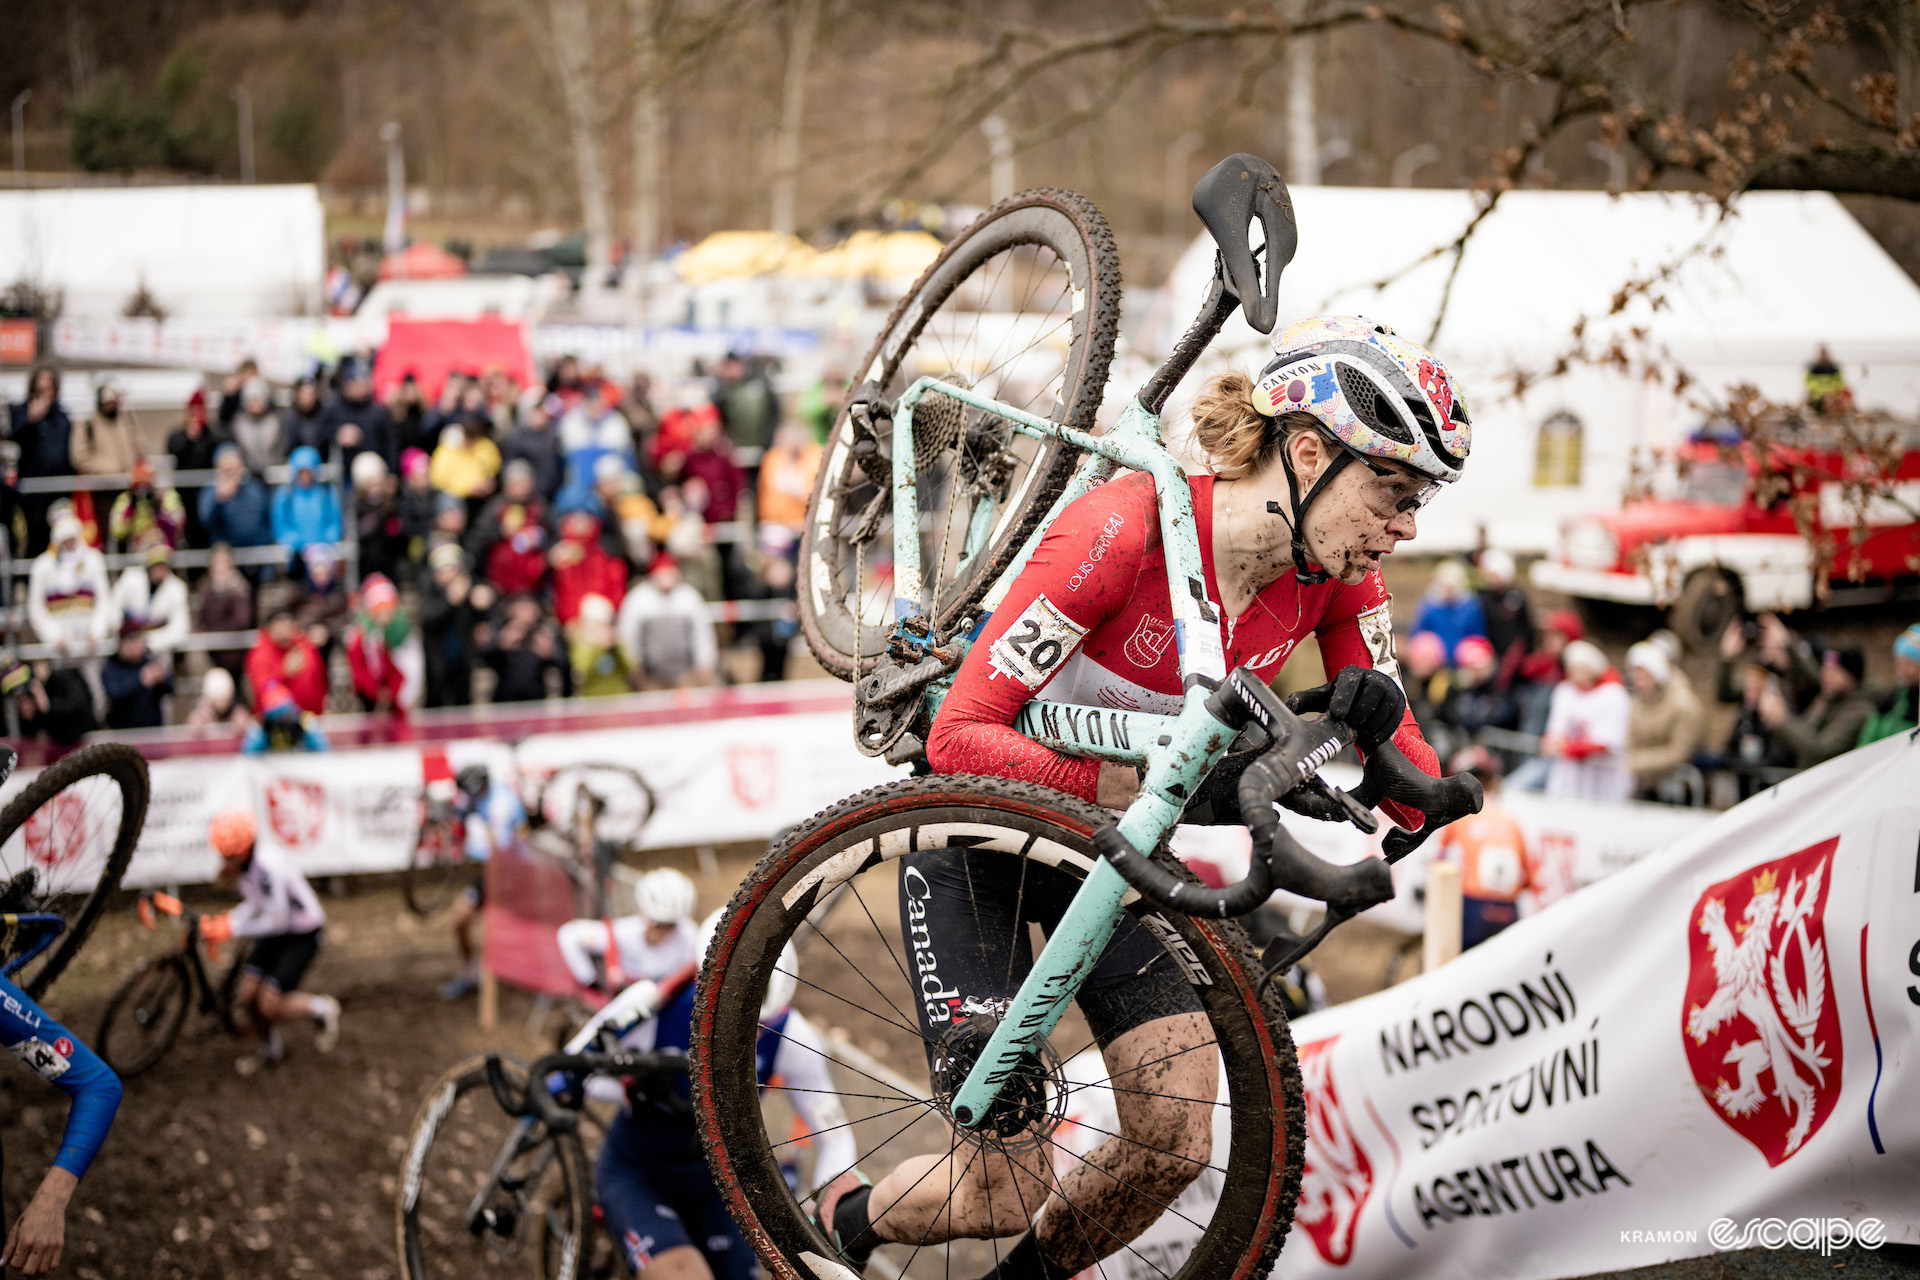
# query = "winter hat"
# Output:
<box><xmin>502</xmin><ymin>458</ymin><xmax>535</xmax><ymax>486</ymax></box>
<box><xmin>1892</xmin><ymin>624</ymin><xmax>1920</xmax><ymax>666</ymax></box>
<box><xmin>260</xmin><ymin>680</ymin><xmax>298</xmax><ymax>719</ymax></box>
<box><xmin>578</xmin><ymin>593</ymin><xmax>615</xmax><ymax>626</ymax></box>
<box><xmin>401</xmin><ymin>448</ymin><xmax>430</xmax><ymax>481</ymax></box>
<box><xmin>1431</xmin><ymin>560</ymin><xmax>1469</xmax><ymax>597</ymax></box>
<box><xmin>1544</xmin><ymin>609</ymin><xmax>1584</xmax><ymax>643</ymax></box>
<box><xmin>1454</xmin><ymin>635</ymin><xmax>1495</xmax><ymax>669</ymax></box>
<box><xmin>593</xmin><ymin>454</ymin><xmax>632</xmax><ymax>487</ymax></box>
<box><xmin>50</xmin><ymin>512</ymin><xmax>82</xmax><ymax>545</ymax></box>
<box><xmin>1478</xmin><ymin>548</ymin><xmax>1515</xmax><ymax>586</ymax></box>
<box><xmin>200</xmin><ymin>666</ymin><xmax>235</xmax><ymax>709</ymax></box>
<box><xmin>1562</xmin><ymin>639</ymin><xmax>1609</xmax><ymax>680</ymax></box>
<box><xmin>362</xmin><ymin>574</ymin><xmax>399</xmax><ymax>613</ymax></box>
<box><xmin>351</xmin><ymin>451</ymin><xmax>390</xmax><ymax>490</ymax></box>
<box><xmin>1625</xmin><ymin>641</ymin><xmax>1671</xmax><ymax>686</ymax></box>
<box><xmin>1404</xmin><ymin>631</ymin><xmax>1447</xmax><ymax>672</ymax></box>
<box><xmin>428</xmin><ymin>542</ymin><xmax>465</xmax><ymax>573</ymax></box>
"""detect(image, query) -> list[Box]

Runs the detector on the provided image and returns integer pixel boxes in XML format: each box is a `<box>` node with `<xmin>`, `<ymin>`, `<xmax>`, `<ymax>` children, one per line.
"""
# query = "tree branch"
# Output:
<box><xmin>1744</xmin><ymin>144</ymin><xmax>1920</xmax><ymax>201</ymax></box>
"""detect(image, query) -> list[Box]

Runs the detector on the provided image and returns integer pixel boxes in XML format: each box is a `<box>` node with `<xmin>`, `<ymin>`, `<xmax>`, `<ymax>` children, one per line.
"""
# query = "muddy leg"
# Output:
<box><xmin>1034</xmin><ymin>1012</ymin><xmax>1216</xmax><ymax>1271</ymax></box>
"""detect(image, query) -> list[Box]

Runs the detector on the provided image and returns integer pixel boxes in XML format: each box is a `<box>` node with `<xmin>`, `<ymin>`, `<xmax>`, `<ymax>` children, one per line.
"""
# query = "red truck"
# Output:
<box><xmin>1529</xmin><ymin>431</ymin><xmax>1920</xmax><ymax>648</ymax></box>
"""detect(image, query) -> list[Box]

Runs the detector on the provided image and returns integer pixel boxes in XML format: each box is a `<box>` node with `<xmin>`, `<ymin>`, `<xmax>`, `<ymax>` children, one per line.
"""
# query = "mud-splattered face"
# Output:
<box><xmin>1239</xmin><ymin>432</ymin><xmax>1427</xmax><ymax>584</ymax></box>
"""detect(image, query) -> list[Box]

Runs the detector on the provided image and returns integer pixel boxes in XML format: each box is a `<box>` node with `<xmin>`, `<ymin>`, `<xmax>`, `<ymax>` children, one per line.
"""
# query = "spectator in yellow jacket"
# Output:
<box><xmin>428</xmin><ymin>423</ymin><xmax>502</xmax><ymax>503</ymax></box>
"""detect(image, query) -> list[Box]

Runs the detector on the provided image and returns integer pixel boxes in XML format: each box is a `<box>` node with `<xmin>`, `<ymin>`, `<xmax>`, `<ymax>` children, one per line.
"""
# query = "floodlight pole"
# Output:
<box><xmin>231</xmin><ymin>86</ymin><xmax>254</xmax><ymax>182</ymax></box>
<box><xmin>11</xmin><ymin>90</ymin><xmax>30</xmax><ymax>176</ymax></box>
<box><xmin>981</xmin><ymin>116</ymin><xmax>1015</xmax><ymax>204</ymax></box>
<box><xmin>381</xmin><ymin>122</ymin><xmax>407</xmax><ymax>257</ymax></box>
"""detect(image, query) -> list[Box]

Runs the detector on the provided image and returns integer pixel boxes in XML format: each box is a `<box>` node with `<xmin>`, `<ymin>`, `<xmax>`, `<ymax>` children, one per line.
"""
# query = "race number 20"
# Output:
<box><xmin>989</xmin><ymin>594</ymin><xmax>1087</xmax><ymax>689</ymax></box>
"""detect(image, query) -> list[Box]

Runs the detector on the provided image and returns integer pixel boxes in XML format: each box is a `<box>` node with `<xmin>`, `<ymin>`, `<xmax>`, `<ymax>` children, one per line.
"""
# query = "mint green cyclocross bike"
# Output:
<box><xmin>692</xmin><ymin>154</ymin><xmax>1480</xmax><ymax>1280</ymax></box>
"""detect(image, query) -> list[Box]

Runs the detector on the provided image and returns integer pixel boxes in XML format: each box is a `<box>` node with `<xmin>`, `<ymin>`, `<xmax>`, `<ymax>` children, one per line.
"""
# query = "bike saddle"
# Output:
<box><xmin>1191</xmin><ymin>153</ymin><xmax>1296</xmax><ymax>335</ymax></box>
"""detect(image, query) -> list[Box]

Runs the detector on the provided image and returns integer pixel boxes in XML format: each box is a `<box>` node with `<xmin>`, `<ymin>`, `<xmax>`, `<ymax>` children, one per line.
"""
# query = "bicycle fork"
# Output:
<box><xmin>945</xmin><ymin>693</ymin><xmax>1237</xmax><ymax>1131</ymax></box>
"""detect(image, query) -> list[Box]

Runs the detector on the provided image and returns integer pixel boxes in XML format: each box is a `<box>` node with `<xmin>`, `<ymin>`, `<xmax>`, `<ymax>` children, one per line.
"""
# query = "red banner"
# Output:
<box><xmin>0</xmin><ymin>319</ymin><xmax>35</xmax><ymax>364</ymax></box>
<box><xmin>372</xmin><ymin>316</ymin><xmax>533</xmax><ymax>402</ymax></box>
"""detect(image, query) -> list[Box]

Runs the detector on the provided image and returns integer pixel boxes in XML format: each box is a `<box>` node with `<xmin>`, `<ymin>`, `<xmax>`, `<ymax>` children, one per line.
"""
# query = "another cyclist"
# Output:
<box><xmin>556</xmin><ymin>867</ymin><xmax>699</xmax><ymax>995</ymax></box>
<box><xmin>0</xmin><ymin>975</ymin><xmax>121</xmax><ymax>1276</ymax></box>
<box><xmin>821</xmin><ymin>316</ymin><xmax>1469</xmax><ymax>1278</ymax></box>
<box><xmin>438</xmin><ymin>763</ymin><xmax>518</xmax><ymax>1001</ymax></box>
<box><xmin>204</xmin><ymin>808</ymin><xmax>343</xmax><ymax>1073</ymax></box>
<box><xmin>577</xmin><ymin>911</ymin><xmax>853</xmax><ymax>1279</ymax></box>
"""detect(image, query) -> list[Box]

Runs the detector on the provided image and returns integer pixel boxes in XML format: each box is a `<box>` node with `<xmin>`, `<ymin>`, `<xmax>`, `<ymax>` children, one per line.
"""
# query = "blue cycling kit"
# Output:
<box><xmin>0</xmin><ymin>976</ymin><xmax>121</xmax><ymax>1180</ymax></box>
<box><xmin>594</xmin><ymin>983</ymin><xmax>847</xmax><ymax>1278</ymax></box>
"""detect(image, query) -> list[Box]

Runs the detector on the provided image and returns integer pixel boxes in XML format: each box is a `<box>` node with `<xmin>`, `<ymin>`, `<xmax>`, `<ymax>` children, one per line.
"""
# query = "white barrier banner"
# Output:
<box><xmin>1271</xmin><ymin>733</ymin><xmax>1919</xmax><ymax>1279</ymax></box>
<box><xmin>512</xmin><ymin>711</ymin><xmax>896</xmax><ymax>849</ymax></box>
<box><xmin>0</xmin><ymin>708</ymin><xmax>897</xmax><ymax>887</ymax></box>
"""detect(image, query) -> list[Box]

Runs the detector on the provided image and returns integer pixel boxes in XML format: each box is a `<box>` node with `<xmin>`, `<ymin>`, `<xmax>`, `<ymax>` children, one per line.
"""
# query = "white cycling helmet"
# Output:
<box><xmin>697</xmin><ymin>909</ymin><xmax>797</xmax><ymax>1021</ymax></box>
<box><xmin>633</xmin><ymin>868</ymin><xmax>697</xmax><ymax>926</ymax></box>
<box><xmin>1251</xmin><ymin>315</ymin><xmax>1472</xmax><ymax>582</ymax></box>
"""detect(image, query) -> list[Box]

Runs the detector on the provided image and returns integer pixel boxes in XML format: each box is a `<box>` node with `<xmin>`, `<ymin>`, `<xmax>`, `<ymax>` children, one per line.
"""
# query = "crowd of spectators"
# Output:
<box><xmin>1401</xmin><ymin>553</ymin><xmax>1919</xmax><ymax>807</ymax></box>
<box><xmin>2</xmin><ymin>351</ymin><xmax>824</xmax><ymax>743</ymax></box>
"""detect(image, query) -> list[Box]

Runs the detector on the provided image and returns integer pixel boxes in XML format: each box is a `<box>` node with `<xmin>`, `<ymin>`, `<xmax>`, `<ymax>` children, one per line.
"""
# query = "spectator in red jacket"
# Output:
<box><xmin>246</xmin><ymin>608</ymin><xmax>329</xmax><ymax>715</ymax></box>
<box><xmin>466</xmin><ymin>460</ymin><xmax>551</xmax><ymax>598</ymax></box>
<box><xmin>345</xmin><ymin>573</ymin><xmax>423</xmax><ymax>716</ymax></box>
<box><xmin>549</xmin><ymin>508</ymin><xmax>629</xmax><ymax>626</ymax></box>
<box><xmin>677</xmin><ymin>414</ymin><xmax>746</xmax><ymax>524</ymax></box>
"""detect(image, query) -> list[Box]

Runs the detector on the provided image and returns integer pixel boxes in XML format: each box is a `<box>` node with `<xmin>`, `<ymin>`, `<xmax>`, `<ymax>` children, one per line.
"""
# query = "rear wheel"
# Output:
<box><xmin>693</xmin><ymin>776</ymin><xmax>1303</xmax><ymax>1280</ymax></box>
<box><xmin>799</xmin><ymin>189</ymin><xmax>1123</xmax><ymax>679</ymax></box>
<box><xmin>396</xmin><ymin>1054</ymin><xmax>592</xmax><ymax>1280</ymax></box>
<box><xmin>0</xmin><ymin>742</ymin><xmax>148</xmax><ymax>997</ymax></box>
<box><xmin>95</xmin><ymin>954</ymin><xmax>191</xmax><ymax>1078</ymax></box>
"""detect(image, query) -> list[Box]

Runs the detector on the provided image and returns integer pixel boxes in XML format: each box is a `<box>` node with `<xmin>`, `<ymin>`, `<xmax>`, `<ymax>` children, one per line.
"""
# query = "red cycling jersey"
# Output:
<box><xmin>927</xmin><ymin>471</ymin><xmax>1440</xmax><ymax>828</ymax></box>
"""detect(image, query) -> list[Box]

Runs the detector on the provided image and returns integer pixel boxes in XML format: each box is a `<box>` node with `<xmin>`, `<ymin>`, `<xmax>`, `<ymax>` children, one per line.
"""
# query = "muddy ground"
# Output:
<box><xmin>0</xmin><ymin>843</ymin><xmax>1432</xmax><ymax>1280</ymax></box>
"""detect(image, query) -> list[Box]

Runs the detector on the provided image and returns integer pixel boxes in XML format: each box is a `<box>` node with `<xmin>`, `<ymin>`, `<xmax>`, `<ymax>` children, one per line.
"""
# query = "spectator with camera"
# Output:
<box><xmin>1760</xmin><ymin>643</ymin><xmax>1873</xmax><ymax>769</ymax></box>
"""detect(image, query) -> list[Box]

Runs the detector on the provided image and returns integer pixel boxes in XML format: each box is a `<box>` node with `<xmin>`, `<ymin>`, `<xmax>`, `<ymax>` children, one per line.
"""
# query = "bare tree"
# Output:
<box><xmin>770</xmin><ymin>0</ymin><xmax>823</xmax><ymax>233</ymax></box>
<box><xmin>631</xmin><ymin>0</ymin><xmax>667</xmax><ymax>270</ymax></box>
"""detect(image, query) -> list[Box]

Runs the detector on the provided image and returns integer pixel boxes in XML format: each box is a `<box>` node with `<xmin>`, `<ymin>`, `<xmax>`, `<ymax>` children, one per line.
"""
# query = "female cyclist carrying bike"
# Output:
<box><xmin>817</xmin><ymin>314</ymin><xmax>1471</xmax><ymax>1280</ymax></box>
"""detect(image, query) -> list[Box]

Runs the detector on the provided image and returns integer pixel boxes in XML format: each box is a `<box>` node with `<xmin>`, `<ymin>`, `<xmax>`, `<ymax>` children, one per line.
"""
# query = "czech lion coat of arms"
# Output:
<box><xmin>1682</xmin><ymin>837</ymin><xmax>1841</xmax><ymax>1166</ymax></box>
<box><xmin>1294</xmin><ymin>1036</ymin><xmax>1373</xmax><ymax>1265</ymax></box>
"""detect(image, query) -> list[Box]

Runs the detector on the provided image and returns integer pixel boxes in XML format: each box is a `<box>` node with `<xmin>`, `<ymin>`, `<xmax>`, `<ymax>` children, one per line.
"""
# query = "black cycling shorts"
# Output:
<box><xmin>243</xmin><ymin>929</ymin><xmax>323</xmax><ymax>993</ymax></box>
<box><xmin>897</xmin><ymin>846</ymin><xmax>1201</xmax><ymax>1063</ymax></box>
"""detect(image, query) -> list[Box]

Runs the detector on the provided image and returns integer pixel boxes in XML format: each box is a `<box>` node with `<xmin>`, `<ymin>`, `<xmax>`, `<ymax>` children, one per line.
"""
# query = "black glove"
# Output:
<box><xmin>1181</xmin><ymin>749</ymin><xmax>1260</xmax><ymax>826</ymax></box>
<box><xmin>1325</xmin><ymin>665</ymin><xmax>1407</xmax><ymax>752</ymax></box>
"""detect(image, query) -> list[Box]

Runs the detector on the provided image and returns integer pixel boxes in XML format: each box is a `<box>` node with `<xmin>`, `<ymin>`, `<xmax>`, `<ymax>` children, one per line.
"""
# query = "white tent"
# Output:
<box><xmin>0</xmin><ymin>184</ymin><xmax>325</xmax><ymax>321</ymax></box>
<box><xmin>1160</xmin><ymin>187</ymin><xmax>1920</xmax><ymax>553</ymax></box>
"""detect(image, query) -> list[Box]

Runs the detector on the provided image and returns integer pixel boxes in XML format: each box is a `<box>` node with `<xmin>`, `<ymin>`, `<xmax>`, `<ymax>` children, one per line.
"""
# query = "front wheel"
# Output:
<box><xmin>405</xmin><ymin>817</ymin><xmax>468</xmax><ymax>917</ymax></box>
<box><xmin>95</xmin><ymin>954</ymin><xmax>191</xmax><ymax>1078</ymax></box>
<box><xmin>692</xmin><ymin>775</ymin><xmax>1303</xmax><ymax>1280</ymax></box>
<box><xmin>396</xmin><ymin>1054</ymin><xmax>593</xmax><ymax>1280</ymax></box>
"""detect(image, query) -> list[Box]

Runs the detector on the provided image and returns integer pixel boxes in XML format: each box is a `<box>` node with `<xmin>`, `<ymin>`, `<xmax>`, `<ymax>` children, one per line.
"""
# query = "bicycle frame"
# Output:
<box><xmin>884</xmin><ymin>374</ymin><xmax>1252</xmax><ymax>1131</ymax></box>
<box><xmin>0</xmin><ymin>912</ymin><xmax>65</xmax><ymax>979</ymax></box>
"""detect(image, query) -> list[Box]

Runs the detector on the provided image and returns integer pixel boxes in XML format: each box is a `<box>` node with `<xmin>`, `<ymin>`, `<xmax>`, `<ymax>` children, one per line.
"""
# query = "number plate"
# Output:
<box><xmin>988</xmin><ymin>594</ymin><xmax>1087</xmax><ymax>689</ymax></box>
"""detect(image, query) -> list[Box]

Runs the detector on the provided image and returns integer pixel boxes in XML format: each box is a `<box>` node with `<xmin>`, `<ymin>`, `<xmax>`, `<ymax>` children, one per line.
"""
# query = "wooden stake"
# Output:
<box><xmin>1423</xmin><ymin>861</ymin><xmax>1463</xmax><ymax>973</ymax></box>
<box><xmin>478</xmin><ymin>967</ymin><xmax>498</xmax><ymax>1032</ymax></box>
